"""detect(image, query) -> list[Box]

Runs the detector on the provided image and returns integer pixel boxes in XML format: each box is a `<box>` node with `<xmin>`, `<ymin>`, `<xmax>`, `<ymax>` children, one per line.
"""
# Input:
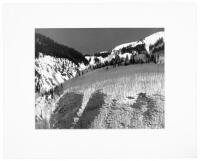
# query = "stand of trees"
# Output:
<box><xmin>87</xmin><ymin>48</ymin><xmax>164</xmax><ymax>70</ymax></box>
<box><xmin>93</xmin><ymin>51</ymin><xmax>110</xmax><ymax>58</ymax></box>
<box><xmin>149</xmin><ymin>38</ymin><xmax>164</xmax><ymax>54</ymax></box>
<box><xmin>121</xmin><ymin>43</ymin><xmax>146</xmax><ymax>55</ymax></box>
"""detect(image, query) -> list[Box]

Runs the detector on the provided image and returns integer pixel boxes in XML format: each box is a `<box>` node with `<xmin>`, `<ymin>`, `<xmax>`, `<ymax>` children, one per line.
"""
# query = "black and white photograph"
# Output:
<box><xmin>35</xmin><ymin>28</ymin><xmax>165</xmax><ymax>129</ymax></box>
<box><xmin>2</xmin><ymin>1</ymin><xmax>198</xmax><ymax>159</ymax></box>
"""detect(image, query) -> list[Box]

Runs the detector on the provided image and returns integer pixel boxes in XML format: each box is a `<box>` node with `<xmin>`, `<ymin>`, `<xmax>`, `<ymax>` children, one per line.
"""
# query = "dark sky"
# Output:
<box><xmin>36</xmin><ymin>28</ymin><xmax>164</xmax><ymax>55</ymax></box>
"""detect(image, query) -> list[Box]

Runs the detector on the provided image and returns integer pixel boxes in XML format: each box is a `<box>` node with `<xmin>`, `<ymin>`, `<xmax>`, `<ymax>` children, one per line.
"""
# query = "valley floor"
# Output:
<box><xmin>36</xmin><ymin>64</ymin><xmax>165</xmax><ymax>129</ymax></box>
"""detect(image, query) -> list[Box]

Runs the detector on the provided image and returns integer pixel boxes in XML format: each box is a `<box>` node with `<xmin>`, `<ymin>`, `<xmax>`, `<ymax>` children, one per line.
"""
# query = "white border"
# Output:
<box><xmin>1</xmin><ymin>0</ymin><xmax>198</xmax><ymax>159</ymax></box>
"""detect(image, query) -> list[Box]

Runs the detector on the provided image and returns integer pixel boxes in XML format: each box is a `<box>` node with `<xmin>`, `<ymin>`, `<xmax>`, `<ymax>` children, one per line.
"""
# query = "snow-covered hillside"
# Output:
<box><xmin>35</xmin><ymin>52</ymin><xmax>87</xmax><ymax>93</ymax></box>
<box><xmin>85</xmin><ymin>51</ymin><xmax>111</xmax><ymax>66</ymax></box>
<box><xmin>144</xmin><ymin>31</ymin><xmax>164</xmax><ymax>53</ymax></box>
<box><xmin>86</xmin><ymin>31</ymin><xmax>165</xmax><ymax>67</ymax></box>
<box><xmin>112</xmin><ymin>31</ymin><xmax>164</xmax><ymax>54</ymax></box>
<box><xmin>35</xmin><ymin>32</ymin><xmax>89</xmax><ymax>94</ymax></box>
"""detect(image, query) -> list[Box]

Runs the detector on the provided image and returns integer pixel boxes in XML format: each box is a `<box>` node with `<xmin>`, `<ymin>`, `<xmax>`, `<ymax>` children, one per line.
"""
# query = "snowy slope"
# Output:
<box><xmin>143</xmin><ymin>31</ymin><xmax>164</xmax><ymax>53</ymax></box>
<box><xmin>86</xmin><ymin>31</ymin><xmax>164</xmax><ymax>67</ymax></box>
<box><xmin>85</xmin><ymin>56</ymin><xmax>96</xmax><ymax>66</ymax></box>
<box><xmin>111</xmin><ymin>31</ymin><xmax>164</xmax><ymax>55</ymax></box>
<box><xmin>112</xmin><ymin>41</ymin><xmax>143</xmax><ymax>53</ymax></box>
<box><xmin>35</xmin><ymin>53</ymin><xmax>80</xmax><ymax>93</ymax></box>
<box><xmin>85</xmin><ymin>51</ymin><xmax>111</xmax><ymax>66</ymax></box>
<box><xmin>35</xmin><ymin>32</ymin><xmax>90</xmax><ymax>94</ymax></box>
<box><xmin>118</xmin><ymin>52</ymin><xmax>132</xmax><ymax>60</ymax></box>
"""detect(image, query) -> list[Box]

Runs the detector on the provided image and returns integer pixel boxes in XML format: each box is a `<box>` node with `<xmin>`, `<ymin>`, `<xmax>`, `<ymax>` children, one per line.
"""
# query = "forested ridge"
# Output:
<box><xmin>35</xmin><ymin>33</ymin><xmax>89</xmax><ymax>66</ymax></box>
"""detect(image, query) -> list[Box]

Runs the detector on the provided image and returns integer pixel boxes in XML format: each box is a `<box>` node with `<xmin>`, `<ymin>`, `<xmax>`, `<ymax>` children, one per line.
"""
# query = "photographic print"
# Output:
<box><xmin>35</xmin><ymin>28</ymin><xmax>165</xmax><ymax>129</ymax></box>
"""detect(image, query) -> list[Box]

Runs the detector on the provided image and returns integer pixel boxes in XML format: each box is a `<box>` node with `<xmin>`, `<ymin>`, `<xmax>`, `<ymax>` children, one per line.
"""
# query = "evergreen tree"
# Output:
<box><xmin>125</xmin><ymin>55</ymin><xmax>129</xmax><ymax>65</ymax></box>
<box><xmin>115</xmin><ymin>54</ymin><xmax>120</xmax><ymax>66</ymax></box>
<box><xmin>130</xmin><ymin>54</ymin><xmax>134</xmax><ymax>64</ymax></box>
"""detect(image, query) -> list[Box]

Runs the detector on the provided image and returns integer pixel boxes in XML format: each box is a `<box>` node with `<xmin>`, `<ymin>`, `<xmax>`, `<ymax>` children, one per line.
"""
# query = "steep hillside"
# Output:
<box><xmin>35</xmin><ymin>53</ymin><xmax>81</xmax><ymax>93</ymax></box>
<box><xmin>35</xmin><ymin>33</ymin><xmax>88</xmax><ymax>94</ymax></box>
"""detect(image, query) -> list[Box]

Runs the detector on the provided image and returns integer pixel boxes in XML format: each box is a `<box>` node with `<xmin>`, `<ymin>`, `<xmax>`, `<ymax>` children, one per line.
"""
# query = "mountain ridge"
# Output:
<box><xmin>86</xmin><ymin>31</ymin><xmax>164</xmax><ymax>68</ymax></box>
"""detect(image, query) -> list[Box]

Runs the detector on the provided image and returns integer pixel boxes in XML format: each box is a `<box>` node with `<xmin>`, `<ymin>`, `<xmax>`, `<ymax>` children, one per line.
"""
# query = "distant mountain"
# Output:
<box><xmin>86</xmin><ymin>31</ymin><xmax>164</xmax><ymax>68</ymax></box>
